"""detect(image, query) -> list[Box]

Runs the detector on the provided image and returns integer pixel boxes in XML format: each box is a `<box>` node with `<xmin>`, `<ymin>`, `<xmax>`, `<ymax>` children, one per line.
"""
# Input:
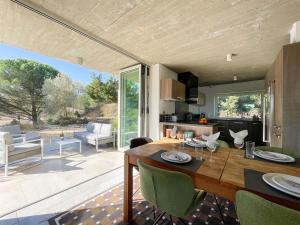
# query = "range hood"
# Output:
<box><xmin>186</xmin><ymin>90</ymin><xmax>205</xmax><ymax>105</ymax></box>
<box><xmin>178</xmin><ymin>72</ymin><xmax>205</xmax><ymax>105</ymax></box>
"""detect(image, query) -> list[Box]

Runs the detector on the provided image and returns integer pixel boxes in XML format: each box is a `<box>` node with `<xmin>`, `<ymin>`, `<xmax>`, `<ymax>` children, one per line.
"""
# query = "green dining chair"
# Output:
<box><xmin>138</xmin><ymin>160</ymin><xmax>206</xmax><ymax>224</ymax></box>
<box><xmin>256</xmin><ymin>146</ymin><xmax>300</xmax><ymax>158</ymax></box>
<box><xmin>217</xmin><ymin>140</ymin><xmax>230</xmax><ymax>148</ymax></box>
<box><xmin>236</xmin><ymin>190</ymin><xmax>300</xmax><ymax>225</ymax></box>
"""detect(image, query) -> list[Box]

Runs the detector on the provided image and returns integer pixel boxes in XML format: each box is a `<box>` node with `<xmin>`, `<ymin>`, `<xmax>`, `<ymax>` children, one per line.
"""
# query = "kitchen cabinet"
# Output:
<box><xmin>265</xmin><ymin>42</ymin><xmax>300</xmax><ymax>155</ymax></box>
<box><xmin>160</xmin><ymin>79</ymin><xmax>185</xmax><ymax>101</ymax></box>
<box><xmin>210</xmin><ymin>119</ymin><xmax>264</xmax><ymax>146</ymax></box>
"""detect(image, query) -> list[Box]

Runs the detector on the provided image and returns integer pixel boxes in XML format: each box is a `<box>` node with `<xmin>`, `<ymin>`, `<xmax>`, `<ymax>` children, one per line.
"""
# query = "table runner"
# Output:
<box><xmin>148</xmin><ymin>150</ymin><xmax>204</xmax><ymax>172</ymax></box>
<box><xmin>244</xmin><ymin>169</ymin><xmax>300</xmax><ymax>204</ymax></box>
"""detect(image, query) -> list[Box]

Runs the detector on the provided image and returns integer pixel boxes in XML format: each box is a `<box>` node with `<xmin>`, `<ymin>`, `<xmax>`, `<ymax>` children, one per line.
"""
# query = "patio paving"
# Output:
<box><xmin>0</xmin><ymin>137</ymin><xmax>124</xmax><ymax>225</ymax></box>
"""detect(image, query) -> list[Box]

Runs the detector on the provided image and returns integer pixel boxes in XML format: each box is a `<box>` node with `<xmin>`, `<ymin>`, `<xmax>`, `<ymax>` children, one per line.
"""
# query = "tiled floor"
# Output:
<box><xmin>0</xmin><ymin>140</ymin><xmax>124</xmax><ymax>225</ymax></box>
<box><xmin>48</xmin><ymin>177</ymin><xmax>240</xmax><ymax>225</ymax></box>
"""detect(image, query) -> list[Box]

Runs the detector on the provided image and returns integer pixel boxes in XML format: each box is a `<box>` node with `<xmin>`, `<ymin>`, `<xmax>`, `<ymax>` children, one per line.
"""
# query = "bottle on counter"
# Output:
<box><xmin>198</xmin><ymin>113</ymin><xmax>208</xmax><ymax>124</ymax></box>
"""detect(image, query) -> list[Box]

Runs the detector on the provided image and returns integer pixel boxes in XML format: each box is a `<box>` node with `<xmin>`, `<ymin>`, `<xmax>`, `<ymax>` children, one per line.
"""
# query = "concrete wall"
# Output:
<box><xmin>149</xmin><ymin>64</ymin><xmax>177</xmax><ymax>140</ymax></box>
<box><xmin>199</xmin><ymin>80</ymin><xmax>265</xmax><ymax>118</ymax></box>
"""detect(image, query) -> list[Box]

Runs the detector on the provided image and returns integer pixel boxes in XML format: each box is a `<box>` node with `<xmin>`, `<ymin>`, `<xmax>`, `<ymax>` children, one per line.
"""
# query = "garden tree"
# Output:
<box><xmin>0</xmin><ymin>59</ymin><xmax>58</xmax><ymax>126</ymax></box>
<box><xmin>102</xmin><ymin>77</ymin><xmax>118</xmax><ymax>103</ymax></box>
<box><xmin>235</xmin><ymin>95</ymin><xmax>256</xmax><ymax>117</ymax></box>
<box><xmin>86</xmin><ymin>74</ymin><xmax>106</xmax><ymax>102</ymax></box>
<box><xmin>43</xmin><ymin>73</ymin><xmax>78</xmax><ymax>117</ymax></box>
<box><xmin>123</xmin><ymin>79</ymin><xmax>139</xmax><ymax>134</ymax></box>
<box><xmin>86</xmin><ymin>74</ymin><xmax>118</xmax><ymax>103</ymax></box>
<box><xmin>73</xmin><ymin>81</ymin><xmax>96</xmax><ymax>111</ymax></box>
<box><xmin>218</xmin><ymin>95</ymin><xmax>239</xmax><ymax>117</ymax></box>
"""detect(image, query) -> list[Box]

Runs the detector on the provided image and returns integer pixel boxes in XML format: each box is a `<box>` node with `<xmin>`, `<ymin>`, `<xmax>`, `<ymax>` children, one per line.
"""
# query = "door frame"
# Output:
<box><xmin>118</xmin><ymin>64</ymin><xmax>148</xmax><ymax>151</ymax></box>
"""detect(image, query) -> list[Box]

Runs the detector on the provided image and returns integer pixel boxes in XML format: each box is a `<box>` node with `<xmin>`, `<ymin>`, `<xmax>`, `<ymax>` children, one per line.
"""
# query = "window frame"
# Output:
<box><xmin>214</xmin><ymin>90</ymin><xmax>264</xmax><ymax>119</ymax></box>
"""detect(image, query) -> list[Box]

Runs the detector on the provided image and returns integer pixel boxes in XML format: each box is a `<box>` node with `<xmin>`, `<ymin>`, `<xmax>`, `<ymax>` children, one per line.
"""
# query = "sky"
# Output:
<box><xmin>0</xmin><ymin>43</ymin><xmax>112</xmax><ymax>85</ymax></box>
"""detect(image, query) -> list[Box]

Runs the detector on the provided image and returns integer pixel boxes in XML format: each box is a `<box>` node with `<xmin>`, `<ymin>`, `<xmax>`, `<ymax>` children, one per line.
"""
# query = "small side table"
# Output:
<box><xmin>51</xmin><ymin>137</ymin><xmax>82</xmax><ymax>157</ymax></box>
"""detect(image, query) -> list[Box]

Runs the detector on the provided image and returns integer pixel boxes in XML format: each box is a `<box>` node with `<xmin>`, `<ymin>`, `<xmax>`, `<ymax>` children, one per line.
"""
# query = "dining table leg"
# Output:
<box><xmin>123</xmin><ymin>154</ymin><xmax>133</xmax><ymax>223</ymax></box>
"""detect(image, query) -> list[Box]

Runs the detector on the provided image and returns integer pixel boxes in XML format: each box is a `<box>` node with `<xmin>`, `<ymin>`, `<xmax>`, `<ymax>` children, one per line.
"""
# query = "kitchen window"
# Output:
<box><xmin>214</xmin><ymin>91</ymin><xmax>263</xmax><ymax>119</ymax></box>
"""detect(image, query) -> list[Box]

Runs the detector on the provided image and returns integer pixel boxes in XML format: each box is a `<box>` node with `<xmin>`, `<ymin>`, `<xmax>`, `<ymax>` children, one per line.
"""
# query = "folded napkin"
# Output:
<box><xmin>202</xmin><ymin>132</ymin><xmax>220</xmax><ymax>149</ymax></box>
<box><xmin>229</xmin><ymin>129</ymin><xmax>248</xmax><ymax>145</ymax></box>
<box><xmin>202</xmin><ymin>132</ymin><xmax>220</xmax><ymax>142</ymax></box>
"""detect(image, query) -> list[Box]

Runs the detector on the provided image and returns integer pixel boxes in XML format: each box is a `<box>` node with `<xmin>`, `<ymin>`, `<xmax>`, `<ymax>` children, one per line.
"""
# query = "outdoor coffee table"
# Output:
<box><xmin>51</xmin><ymin>137</ymin><xmax>82</xmax><ymax>157</ymax></box>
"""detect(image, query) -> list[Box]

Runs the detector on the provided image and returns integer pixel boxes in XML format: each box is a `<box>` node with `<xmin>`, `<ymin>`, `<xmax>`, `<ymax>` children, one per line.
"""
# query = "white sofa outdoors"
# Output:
<box><xmin>0</xmin><ymin>132</ymin><xmax>44</xmax><ymax>176</ymax></box>
<box><xmin>0</xmin><ymin>124</ymin><xmax>41</xmax><ymax>143</ymax></box>
<box><xmin>74</xmin><ymin>122</ymin><xmax>115</xmax><ymax>151</ymax></box>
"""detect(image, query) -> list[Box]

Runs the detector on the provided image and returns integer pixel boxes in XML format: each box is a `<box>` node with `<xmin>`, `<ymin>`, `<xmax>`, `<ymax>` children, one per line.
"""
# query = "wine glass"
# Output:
<box><xmin>207</xmin><ymin>141</ymin><xmax>217</xmax><ymax>162</ymax></box>
<box><xmin>234</xmin><ymin>139</ymin><xmax>245</xmax><ymax>150</ymax></box>
<box><xmin>181</xmin><ymin>133</ymin><xmax>187</xmax><ymax>147</ymax></box>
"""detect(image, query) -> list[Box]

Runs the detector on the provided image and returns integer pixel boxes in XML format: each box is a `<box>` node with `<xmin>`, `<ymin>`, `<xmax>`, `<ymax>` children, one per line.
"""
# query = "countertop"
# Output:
<box><xmin>160</xmin><ymin>121</ymin><xmax>218</xmax><ymax>127</ymax></box>
<box><xmin>208</xmin><ymin>118</ymin><xmax>262</xmax><ymax>122</ymax></box>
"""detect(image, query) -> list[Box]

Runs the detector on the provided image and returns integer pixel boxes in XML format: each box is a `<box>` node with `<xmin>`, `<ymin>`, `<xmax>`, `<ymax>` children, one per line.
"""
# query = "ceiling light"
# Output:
<box><xmin>227</xmin><ymin>53</ymin><xmax>233</xmax><ymax>62</ymax></box>
<box><xmin>227</xmin><ymin>53</ymin><xmax>237</xmax><ymax>62</ymax></box>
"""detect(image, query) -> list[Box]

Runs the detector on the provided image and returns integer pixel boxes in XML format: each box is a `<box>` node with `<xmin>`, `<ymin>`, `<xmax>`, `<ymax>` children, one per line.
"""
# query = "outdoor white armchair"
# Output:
<box><xmin>74</xmin><ymin>122</ymin><xmax>115</xmax><ymax>151</ymax></box>
<box><xmin>0</xmin><ymin>132</ymin><xmax>44</xmax><ymax>176</ymax></box>
<box><xmin>0</xmin><ymin>124</ymin><xmax>41</xmax><ymax>143</ymax></box>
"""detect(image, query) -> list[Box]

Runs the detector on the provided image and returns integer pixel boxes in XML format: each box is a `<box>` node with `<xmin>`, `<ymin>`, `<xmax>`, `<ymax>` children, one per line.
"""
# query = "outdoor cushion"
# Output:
<box><xmin>86</xmin><ymin>122</ymin><xmax>94</xmax><ymax>133</ymax></box>
<box><xmin>25</xmin><ymin>132</ymin><xmax>41</xmax><ymax>141</ymax></box>
<box><xmin>93</xmin><ymin>123</ymin><xmax>102</xmax><ymax>134</ymax></box>
<box><xmin>100</xmin><ymin>124</ymin><xmax>112</xmax><ymax>136</ymax></box>
<box><xmin>0</xmin><ymin>132</ymin><xmax>14</xmax><ymax>151</ymax></box>
<box><xmin>0</xmin><ymin>125</ymin><xmax>22</xmax><ymax>135</ymax></box>
<box><xmin>9</xmin><ymin>143</ymin><xmax>41</xmax><ymax>156</ymax></box>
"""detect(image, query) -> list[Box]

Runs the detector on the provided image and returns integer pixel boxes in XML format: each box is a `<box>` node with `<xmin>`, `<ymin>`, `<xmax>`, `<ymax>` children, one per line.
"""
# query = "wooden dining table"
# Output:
<box><xmin>123</xmin><ymin>139</ymin><xmax>300</xmax><ymax>223</ymax></box>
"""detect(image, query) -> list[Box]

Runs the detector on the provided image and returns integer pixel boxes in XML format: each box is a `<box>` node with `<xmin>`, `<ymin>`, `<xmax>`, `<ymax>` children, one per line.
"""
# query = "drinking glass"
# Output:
<box><xmin>194</xmin><ymin>146</ymin><xmax>203</xmax><ymax>161</ymax></box>
<box><xmin>182</xmin><ymin>133</ymin><xmax>187</xmax><ymax>147</ymax></box>
<box><xmin>246</xmin><ymin>141</ymin><xmax>255</xmax><ymax>159</ymax></box>
<box><xmin>207</xmin><ymin>141</ymin><xmax>217</xmax><ymax>162</ymax></box>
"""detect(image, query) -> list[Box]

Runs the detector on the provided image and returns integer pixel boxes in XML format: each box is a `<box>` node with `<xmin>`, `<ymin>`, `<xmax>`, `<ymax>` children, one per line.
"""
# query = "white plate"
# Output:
<box><xmin>255</xmin><ymin>150</ymin><xmax>286</xmax><ymax>159</ymax></box>
<box><xmin>254</xmin><ymin>150</ymin><xmax>295</xmax><ymax>163</ymax></box>
<box><xmin>262</xmin><ymin>173</ymin><xmax>300</xmax><ymax>198</ymax></box>
<box><xmin>161</xmin><ymin>151</ymin><xmax>192</xmax><ymax>164</ymax></box>
<box><xmin>185</xmin><ymin>140</ymin><xmax>206</xmax><ymax>148</ymax></box>
<box><xmin>272</xmin><ymin>174</ymin><xmax>300</xmax><ymax>194</ymax></box>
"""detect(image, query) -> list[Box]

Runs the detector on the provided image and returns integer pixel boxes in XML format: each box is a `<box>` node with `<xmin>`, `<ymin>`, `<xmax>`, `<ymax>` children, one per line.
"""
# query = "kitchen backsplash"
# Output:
<box><xmin>189</xmin><ymin>104</ymin><xmax>201</xmax><ymax>114</ymax></box>
<box><xmin>175</xmin><ymin>101</ymin><xmax>201</xmax><ymax>120</ymax></box>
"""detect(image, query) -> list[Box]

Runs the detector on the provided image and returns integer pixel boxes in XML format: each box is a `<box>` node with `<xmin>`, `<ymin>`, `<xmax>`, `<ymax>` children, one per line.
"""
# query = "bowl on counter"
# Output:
<box><xmin>184</xmin><ymin>131</ymin><xmax>194</xmax><ymax>139</ymax></box>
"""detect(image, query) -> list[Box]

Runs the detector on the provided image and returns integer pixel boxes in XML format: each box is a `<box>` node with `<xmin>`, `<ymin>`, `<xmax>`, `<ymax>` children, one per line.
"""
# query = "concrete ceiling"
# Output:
<box><xmin>1</xmin><ymin>0</ymin><xmax>300</xmax><ymax>85</ymax></box>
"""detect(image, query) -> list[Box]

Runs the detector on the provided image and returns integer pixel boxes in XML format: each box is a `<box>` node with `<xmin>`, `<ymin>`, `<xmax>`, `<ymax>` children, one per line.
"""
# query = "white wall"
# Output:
<box><xmin>149</xmin><ymin>64</ymin><xmax>160</xmax><ymax>140</ymax></box>
<box><xmin>199</xmin><ymin>80</ymin><xmax>265</xmax><ymax>118</ymax></box>
<box><xmin>148</xmin><ymin>64</ymin><xmax>177</xmax><ymax>140</ymax></box>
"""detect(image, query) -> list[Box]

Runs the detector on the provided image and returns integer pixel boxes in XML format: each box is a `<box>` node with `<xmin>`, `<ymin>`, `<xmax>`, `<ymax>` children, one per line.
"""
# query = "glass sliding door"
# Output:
<box><xmin>118</xmin><ymin>64</ymin><xmax>148</xmax><ymax>149</ymax></box>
